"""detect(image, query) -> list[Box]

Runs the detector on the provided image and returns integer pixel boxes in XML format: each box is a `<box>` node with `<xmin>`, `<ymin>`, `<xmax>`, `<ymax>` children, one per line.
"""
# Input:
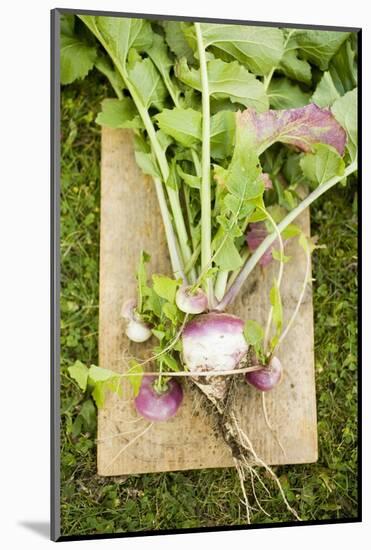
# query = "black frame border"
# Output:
<box><xmin>51</xmin><ymin>7</ymin><xmax>362</xmax><ymax>542</ymax></box>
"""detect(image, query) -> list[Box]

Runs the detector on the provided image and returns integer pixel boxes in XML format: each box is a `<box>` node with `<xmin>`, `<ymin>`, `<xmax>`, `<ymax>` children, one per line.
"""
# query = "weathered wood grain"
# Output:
<box><xmin>97</xmin><ymin>127</ymin><xmax>318</xmax><ymax>476</ymax></box>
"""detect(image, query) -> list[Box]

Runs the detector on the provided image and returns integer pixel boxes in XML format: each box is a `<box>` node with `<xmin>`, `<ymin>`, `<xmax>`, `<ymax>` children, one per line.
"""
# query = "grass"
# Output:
<box><xmin>59</xmin><ymin>72</ymin><xmax>359</xmax><ymax>536</ymax></box>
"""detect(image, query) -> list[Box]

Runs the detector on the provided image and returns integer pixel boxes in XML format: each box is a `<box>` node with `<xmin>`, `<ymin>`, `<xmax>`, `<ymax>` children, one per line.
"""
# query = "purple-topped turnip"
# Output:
<box><xmin>175</xmin><ymin>285</ymin><xmax>208</xmax><ymax>314</ymax></box>
<box><xmin>134</xmin><ymin>376</ymin><xmax>183</xmax><ymax>421</ymax></box>
<box><xmin>182</xmin><ymin>312</ymin><xmax>249</xmax><ymax>401</ymax></box>
<box><xmin>245</xmin><ymin>356</ymin><xmax>283</xmax><ymax>391</ymax></box>
<box><xmin>182</xmin><ymin>312</ymin><xmax>248</xmax><ymax>373</ymax></box>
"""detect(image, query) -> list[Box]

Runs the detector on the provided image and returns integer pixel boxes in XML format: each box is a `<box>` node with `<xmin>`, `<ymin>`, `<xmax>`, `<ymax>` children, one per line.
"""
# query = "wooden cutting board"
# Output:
<box><xmin>97</xmin><ymin>127</ymin><xmax>318</xmax><ymax>476</ymax></box>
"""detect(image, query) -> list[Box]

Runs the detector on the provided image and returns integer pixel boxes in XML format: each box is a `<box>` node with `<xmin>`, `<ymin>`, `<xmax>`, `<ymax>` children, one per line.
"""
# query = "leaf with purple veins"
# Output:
<box><xmin>237</xmin><ymin>104</ymin><xmax>347</xmax><ymax>156</ymax></box>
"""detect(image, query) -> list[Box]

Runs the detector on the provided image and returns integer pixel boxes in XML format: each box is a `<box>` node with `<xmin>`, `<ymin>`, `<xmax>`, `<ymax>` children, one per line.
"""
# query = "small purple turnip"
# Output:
<box><xmin>175</xmin><ymin>285</ymin><xmax>208</xmax><ymax>314</ymax></box>
<box><xmin>134</xmin><ymin>376</ymin><xmax>183</xmax><ymax>421</ymax></box>
<box><xmin>245</xmin><ymin>356</ymin><xmax>283</xmax><ymax>391</ymax></box>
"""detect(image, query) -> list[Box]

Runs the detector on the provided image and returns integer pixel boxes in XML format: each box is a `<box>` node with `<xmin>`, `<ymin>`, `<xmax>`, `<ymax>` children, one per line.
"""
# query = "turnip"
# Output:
<box><xmin>182</xmin><ymin>312</ymin><xmax>249</xmax><ymax>401</ymax></box>
<box><xmin>134</xmin><ymin>375</ymin><xmax>183</xmax><ymax>421</ymax></box>
<box><xmin>245</xmin><ymin>356</ymin><xmax>283</xmax><ymax>391</ymax></box>
<box><xmin>66</xmin><ymin>15</ymin><xmax>357</xmax><ymax>524</ymax></box>
<box><xmin>175</xmin><ymin>285</ymin><xmax>208</xmax><ymax>314</ymax></box>
<box><xmin>182</xmin><ymin>313</ymin><xmax>248</xmax><ymax>372</ymax></box>
<box><xmin>121</xmin><ymin>298</ymin><xmax>152</xmax><ymax>343</ymax></box>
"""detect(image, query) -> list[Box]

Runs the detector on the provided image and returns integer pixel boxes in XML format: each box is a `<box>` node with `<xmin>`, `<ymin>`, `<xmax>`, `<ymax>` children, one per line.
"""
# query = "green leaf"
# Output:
<box><xmin>79</xmin><ymin>16</ymin><xmax>153</xmax><ymax>70</ymax></box>
<box><xmin>95</xmin><ymin>98</ymin><xmax>142</xmax><ymax>129</ymax></box>
<box><xmin>127</xmin><ymin>361</ymin><xmax>144</xmax><ymax>397</ymax></box>
<box><xmin>144</xmin><ymin>288</ymin><xmax>163</xmax><ymax>318</ymax></box>
<box><xmin>225</xmin><ymin>141</ymin><xmax>264</xmax><ymax>200</ymax></box>
<box><xmin>148</xmin><ymin>33</ymin><xmax>179</xmax><ymax>103</ymax></box>
<box><xmin>95</xmin><ymin>55</ymin><xmax>126</xmax><ymax>98</ymax></box>
<box><xmin>300</xmin><ymin>143</ymin><xmax>345</xmax><ymax>187</ymax></box>
<box><xmin>162</xmin><ymin>21</ymin><xmax>195</xmax><ymax>63</ymax></box>
<box><xmin>166</xmin><ymin>159</ymin><xmax>180</xmax><ymax>191</ymax></box>
<box><xmin>223</xmin><ymin>194</ymin><xmax>256</xmax><ymax>219</ymax></box>
<box><xmin>68</xmin><ymin>360</ymin><xmax>89</xmax><ymax>391</ymax></box>
<box><xmin>287</xmin><ymin>30</ymin><xmax>351</xmax><ymax>70</ymax></box>
<box><xmin>134</xmin><ymin>151</ymin><xmax>161</xmax><ymax>179</ymax></box>
<box><xmin>152</xmin><ymin>329</ymin><xmax>166</xmax><ymax>341</ymax></box>
<box><xmin>155</xmin><ymin>108</ymin><xmax>202</xmax><ymax>147</ymax></box>
<box><xmin>311</xmin><ymin>72</ymin><xmax>341</xmax><ymax>108</ymax></box>
<box><xmin>161</xmin><ymin>353</ymin><xmax>180</xmax><ymax>372</ymax></box>
<box><xmin>60</xmin><ymin>14</ymin><xmax>75</xmax><ymax>37</ymax></box>
<box><xmin>92</xmin><ymin>383</ymin><xmax>106</xmax><ymax>409</ymax></box>
<box><xmin>176</xmin><ymin>58</ymin><xmax>269</xmax><ymax>111</ymax></box>
<box><xmin>244</xmin><ymin>320</ymin><xmax>264</xmax><ymax>347</ymax></box>
<box><xmin>268</xmin><ymin>78</ymin><xmax>310</xmax><ymax>109</ymax></box>
<box><xmin>270</xmin><ymin>278</ymin><xmax>283</xmax><ymax>338</ymax></box>
<box><xmin>298</xmin><ymin>232</ymin><xmax>310</xmax><ymax>254</ymax></box>
<box><xmin>137</xmin><ymin>251</ymin><xmax>150</xmax><ymax>313</ymax></box>
<box><xmin>162</xmin><ymin>302</ymin><xmax>180</xmax><ymax>324</ymax></box>
<box><xmin>213</xmin><ymin>233</ymin><xmax>243</xmax><ymax>271</ymax></box>
<box><xmin>127</xmin><ymin>57</ymin><xmax>167</xmax><ymax>111</ymax></box>
<box><xmin>210</xmin><ymin>111</ymin><xmax>236</xmax><ymax>159</ymax></box>
<box><xmin>281</xmin><ymin>223</ymin><xmax>301</xmax><ymax>239</ymax></box>
<box><xmin>78</xmin><ymin>399</ymin><xmax>97</xmax><ymax>432</ymax></box>
<box><xmin>272</xmin><ymin>249</ymin><xmax>291</xmax><ymax>263</ymax></box>
<box><xmin>331</xmin><ymin>88</ymin><xmax>357</xmax><ymax>161</ymax></box>
<box><xmin>329</xmin><ymin>38</ymin><xmax>357</xmax><ymax>95</ymax></box>
<box><xmin>60</xmin><ymin>33</ymin><xmax>97</xmax><ymax>85</ymax></box>
<box><xmin>279</xmin><ymin>48</ymin><xmax>312</xmax><ymax>85</ymax></box>
<box><xmin>88</xmin><ymin>365</ymin><xmax>122</xmax><ymax>408</ymax></box>
<box><xmin>88</xmin><ymin>365</ymin><xmax>118</xmax><ymax>383</ymax></box>
<box><xmin>177</xmin><ymin>164</ymin><xmax>201</xmax><ymax>189</ymax></box>
<box><xmin>152</xmin><ymin>274</ymin><xmax>179</xmax><ymax>303</ymax></box>
<box><xmin>193</xmin><ymin>24</ymin><xmax>284</xmax><ymax>75</ymax></box>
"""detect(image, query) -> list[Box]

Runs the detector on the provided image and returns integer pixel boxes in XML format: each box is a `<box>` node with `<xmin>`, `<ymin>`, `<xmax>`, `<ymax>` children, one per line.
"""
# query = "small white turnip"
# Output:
<box><xmin>121</xmin><ymin>298</ymin><xmax>152</xmax><ymax>343</ymax></box>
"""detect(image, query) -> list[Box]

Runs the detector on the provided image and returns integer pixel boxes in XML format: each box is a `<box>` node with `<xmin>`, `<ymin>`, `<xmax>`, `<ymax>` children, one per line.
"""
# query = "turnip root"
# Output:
<box><xmin>134</xmin><ymin>376</ymin><xmax>183</xmax><ymax>421</ymax></box>
<box><xmin>121</xmin><ymin>298</ymin><xmax>152</xmax><ymax>343</ymax></box>
<box><xmin>182</xmin><ymin>312</ymin><xmax>249</xmax><ymax>401</ymax></box>
<box><xmin>246</xmin><ymin>356</ymin><xmax>283</xmax><ymax>391</ymax></box>
<box><xmin>175</xmin><ymin>285</ymin><xmax>208</xmax><ymax>314</ymax></box>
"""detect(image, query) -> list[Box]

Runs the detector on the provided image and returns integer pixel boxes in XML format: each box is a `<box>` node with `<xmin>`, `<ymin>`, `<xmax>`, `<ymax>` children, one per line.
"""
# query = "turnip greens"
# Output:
<box><xmin>63</xmin><ymin>14</ymin><xmax>357</xmax><ymax>521</ymax></box>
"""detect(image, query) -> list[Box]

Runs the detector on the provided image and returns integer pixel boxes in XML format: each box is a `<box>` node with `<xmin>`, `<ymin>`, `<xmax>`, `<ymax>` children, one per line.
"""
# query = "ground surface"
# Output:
<box><xmin>59</xmin><ymin>74</ymin><xmax>358</xmax><ymax>536</ymax></box>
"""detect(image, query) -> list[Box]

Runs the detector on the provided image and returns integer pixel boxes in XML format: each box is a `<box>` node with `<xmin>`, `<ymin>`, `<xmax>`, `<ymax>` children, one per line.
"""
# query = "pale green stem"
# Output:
<box><xmin>191</xmin><ymin>149</ymin><xmax>202</xmax><ymax>176</ymax></box>
<box><xmin>260</xmin><ymin>208</ymin><xmax>285</xmax><ymax>354</ymax></box>
<box><xmin>153</xmin><ymin>177</ymin><xmax>185</xmax><ymax>281</ymax></box>
<box><xmin>78</xmin><ymin>17</ymin><xmax>194</xmax><ymax>281</ymax></box>
<box><xmin>168</xmin><ymin>76</ymin><xmax>201</xmax><ymax>277</ymax></box>
<box><xmin>126</xmin><ymin>79</ymin><xmax>196</xmax><ymax>281</ymax></box>
<box><xmin>95</xmin><ymin>60</ymin><xmax>186</xmax><ymax>282</ymax></box>
<box><xmin>215</xmin><ymin>161</ymin><xmax>357</xmax><ymax>311</ymax></box>
<box><xmin>184</xmin><ymin>243</ymin><xmax>201</xmax><ymax>276</ymax></box>
<box><xmin>214</xmin><ymin>271</ymin><xmax>229</xmax><ymax>302</ymax></box>
<box><xmin>183</xmin><ymin>186</ymin><xmax>198</xmax><ymax>253</ymax></box>
<box><xmin>264</xmin><ymin>68</ymin><xmax>275</xmax><ymax>91</ymax></box>
<box><xmin>195</xmin><ymin>22</ymin><xmax>214</xmax><ymax>307</ymax></box>
<box><xmin>274</xmin><ymin>238</ymin><xmax>311</xmax><ymax>353</ymax></box>
<box><xmin>264</xmin><ymin>31</ymin><xmax>294</xmax><ymax>93</ymax></box>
